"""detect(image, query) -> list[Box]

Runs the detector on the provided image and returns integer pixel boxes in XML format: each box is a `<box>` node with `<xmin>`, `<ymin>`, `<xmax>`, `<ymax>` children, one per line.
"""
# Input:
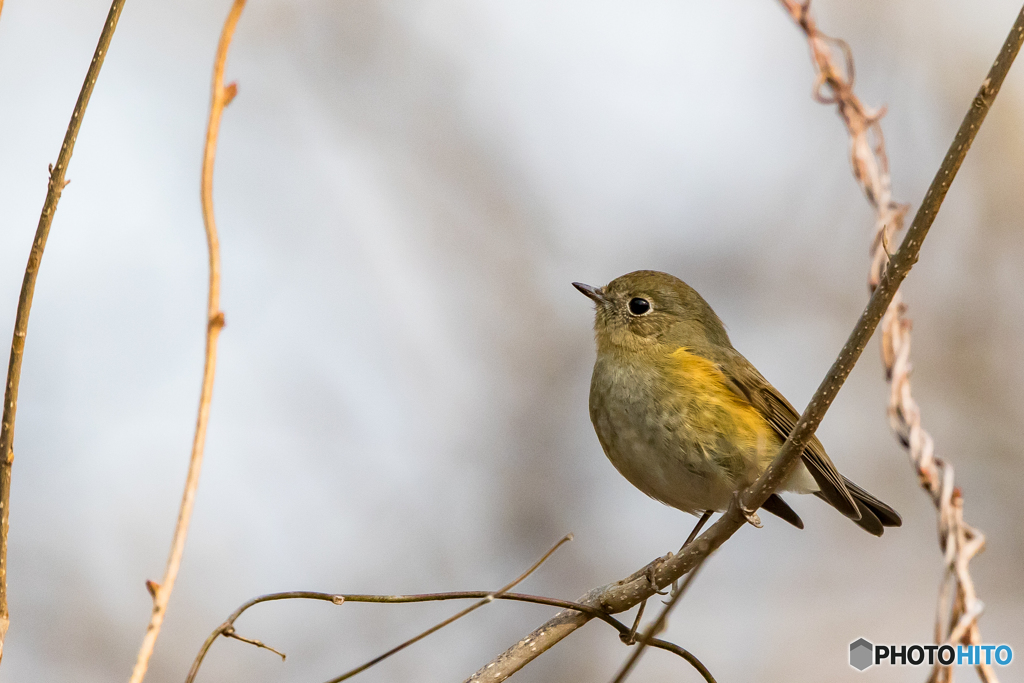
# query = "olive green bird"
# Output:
<box><xmin>574</xmin><ymin>270</ymin><xmax>901</xmax><ymax>536</ymax></box>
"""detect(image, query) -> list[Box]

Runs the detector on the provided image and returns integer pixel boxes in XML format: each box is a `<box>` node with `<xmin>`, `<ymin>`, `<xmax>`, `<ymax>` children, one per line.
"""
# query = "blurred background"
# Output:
<box><xmin>0</xmin><ymin>1</ymin><xmax>1022</xmax><ymax>681</ymax></box>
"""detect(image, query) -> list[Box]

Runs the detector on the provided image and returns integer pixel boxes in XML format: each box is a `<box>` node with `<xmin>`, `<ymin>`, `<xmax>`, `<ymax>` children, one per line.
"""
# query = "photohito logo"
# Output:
<box><xmin>849</xmin><ymin>639</ymin><xmax>1013</xmax><ymax>672</ymax></box>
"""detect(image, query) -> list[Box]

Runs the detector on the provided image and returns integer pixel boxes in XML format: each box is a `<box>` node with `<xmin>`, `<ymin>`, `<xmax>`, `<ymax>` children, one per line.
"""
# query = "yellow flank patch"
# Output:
<box><xmin>663</xmin><ymin>347</ymin><xmax>772</xmax><ymax>456</ymax></box>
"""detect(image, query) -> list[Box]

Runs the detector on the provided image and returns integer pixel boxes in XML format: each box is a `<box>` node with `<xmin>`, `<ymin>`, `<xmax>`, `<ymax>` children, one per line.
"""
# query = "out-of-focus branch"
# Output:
<box><xmin>462</xmin><ymin>10</ymin><xmax>1022</xmax><ymax>680</ymax></box>
<box><xmin>0</xmin><ymin>0</ymin><xmax>127</xmax><ymax>664</ymax></box>
<box><xmin>777</xmin><ymin>3</ymin><xmax>1024</xmax><ymax>681</ymax></box>
<box><xmin>127</xmin><ymin>2</ymin><xmax>245</xmax><ymax>681</ymax></box>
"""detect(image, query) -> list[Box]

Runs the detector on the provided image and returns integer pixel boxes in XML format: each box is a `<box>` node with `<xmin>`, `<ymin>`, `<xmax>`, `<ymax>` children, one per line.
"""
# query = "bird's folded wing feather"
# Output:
<box><xmin>716</xmin><ymin>352</ymin><xmax>860</xmax><ymax>520</ymax></box>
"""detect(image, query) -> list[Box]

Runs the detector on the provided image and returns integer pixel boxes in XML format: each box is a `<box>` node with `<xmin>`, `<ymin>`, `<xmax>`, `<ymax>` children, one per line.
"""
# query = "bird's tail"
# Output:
<box><xmin>815</xmin><ymin>476</ymin><xmax>902</xmax><ymax>536</ymax></box>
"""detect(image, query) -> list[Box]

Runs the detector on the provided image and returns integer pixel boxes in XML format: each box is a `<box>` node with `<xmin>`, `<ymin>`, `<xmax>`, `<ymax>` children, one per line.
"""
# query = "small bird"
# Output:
<box><xmin>574</xmin><ymin>270</ymin><xmax>901</xmax><ymax>536</ymax></box>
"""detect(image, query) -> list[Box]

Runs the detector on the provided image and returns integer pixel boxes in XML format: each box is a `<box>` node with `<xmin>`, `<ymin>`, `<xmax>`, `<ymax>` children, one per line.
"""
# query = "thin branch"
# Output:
<box><xmin>186</xmin><ymin>591</ymin><xmax>343</xmax><ymax>683</ymax></box>
<box><xmin>462</xmin><ymin>10</ymin><xmax>1023</xmax><ymax>680</ymax></box>
<box><xmin>127</xmin><ymin>1</ymin><xmax>245</xmax><ymax>681</ymax></box>
<box><xmin>609</xmin><ymin>556</ymin><xmax>705</xmax><ymax>683</ymax></box>
<box><xmin>186</xmin><ymin>587</ymin><xmax>715</xmax><ymax>683</ymax></box>
<box><xmin>186</xmin><ymin>537</ymin><xmax>579</xmax><ymax>683</ymax></box>
<box><xmin>777</xmin><ymin>3</ymin><xmax>1024</xmax><ymax>681</ymax></box>
<box><xmin>222</xmin><ymin>627</ymin><xmax>286</xmax><ymax>661</ymax></box>
<box><xmin>324</xmin><ymin>534</ymin><xmax>573</xmax><ymax>683</ymax></box>
<box><xmin>644</xmin><ymin>637</ymin><xmax>717</xmax><ymax>683</ymax></box>
<box><xmin>0</xmin><ymin>0</ymin><xmax>127</xmax><ymax>663</ymax></box>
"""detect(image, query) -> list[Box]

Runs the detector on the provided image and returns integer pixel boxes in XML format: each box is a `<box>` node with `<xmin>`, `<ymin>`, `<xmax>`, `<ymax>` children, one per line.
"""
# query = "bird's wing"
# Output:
<box><xmin>716</xmin><ymin>352</ymin><xmax>860</xmax><ymax>520</ymax></box>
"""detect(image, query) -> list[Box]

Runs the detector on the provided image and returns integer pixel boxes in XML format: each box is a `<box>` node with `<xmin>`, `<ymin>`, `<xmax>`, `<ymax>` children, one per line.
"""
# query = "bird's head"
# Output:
<box><xmin>573</xmin><ymin>270</ymin><xmax>730</xmax><ymax>354</ymax></box>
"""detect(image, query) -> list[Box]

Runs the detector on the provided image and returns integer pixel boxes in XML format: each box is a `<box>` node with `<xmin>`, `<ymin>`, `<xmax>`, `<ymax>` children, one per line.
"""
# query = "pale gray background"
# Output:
<box><xmin>0</xmin><ymin>1</ymin><xmax>1021</xmax><ymax>681</ymax></box>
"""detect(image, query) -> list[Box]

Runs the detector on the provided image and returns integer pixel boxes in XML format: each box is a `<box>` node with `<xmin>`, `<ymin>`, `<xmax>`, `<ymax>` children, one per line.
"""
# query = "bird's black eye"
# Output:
<box><xmin>628</xmin><ymin>297</ymin><xmax>651</xmax><ymax>315</ymax></box>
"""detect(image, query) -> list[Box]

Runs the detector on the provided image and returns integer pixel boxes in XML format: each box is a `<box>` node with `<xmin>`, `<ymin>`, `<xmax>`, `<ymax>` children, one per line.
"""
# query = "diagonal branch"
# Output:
<box><xmin>461</xmin><ymin>9</ymin><xmax>1024</xmax><ymax>681</ymax></box>
<box><xmin>776</xmin><ymin>3</ymin><xmax>1024</xmax><ymax>681</ymax></box>
<box><xmin>126</xmin><ymin>1</ymin><xmax>246</xmax><ymax>681</ymax></box>
<box><xmin>0</xmin><ymin>0</ymin><xmax>128</xmax><ymax>664</ymax></box>
<box><xmin>608</xmin><ymin>554</ymin><xmax>705</xmax><ymax>683</ymax></box>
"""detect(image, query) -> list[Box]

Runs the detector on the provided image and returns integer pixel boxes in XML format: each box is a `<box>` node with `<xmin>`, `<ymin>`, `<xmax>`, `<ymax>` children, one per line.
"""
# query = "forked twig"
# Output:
<box><xmin>127</xmin><ymin>1</ymin><xmax>246</xmax><ymax>681</ymax></box>
<box><xmin>324</xmin><ymin>533</ymin><xmax>573</xmax><ymax>683</ymax></box>
<box><xmin>776</xmin><ymin>3</ymin><xmax>1024</xmax><ymax>681</ymax></box>
<box><xmin>185</xmin><ymin>588</ymin><xmax>716</xmax><ymax>683</ymax></box>
<box><xmin>462</xmin><ymin>9</ymin><xmax>1023</xmax><ymax>680</ymax></box>
<box><xmin>0</xmin><ymin>0</ymin><xmax>128</xmax><ymax>663</ymax></box>
<box><xmin>182</xmin><ymin>535</ymin><xmax>713</xmax><ymax>683</ymax></box>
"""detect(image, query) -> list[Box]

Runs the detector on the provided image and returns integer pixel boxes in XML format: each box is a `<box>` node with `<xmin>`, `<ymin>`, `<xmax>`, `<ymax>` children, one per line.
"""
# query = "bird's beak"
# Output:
<box><xmin>572</xmin><ymin>282</ymin><xmax>606</xmax><ymax>304</ymax></box>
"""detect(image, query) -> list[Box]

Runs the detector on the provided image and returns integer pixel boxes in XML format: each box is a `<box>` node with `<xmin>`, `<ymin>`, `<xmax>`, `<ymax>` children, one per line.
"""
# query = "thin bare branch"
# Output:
<box><xmin>777</xmin><ymin>3</ymin><xmax>1024</xmax><ymax>681</ymax></box>
<box><xmin>0</xmin><ymin>0</ymin><xmax>127</xmax><ymax>663</ymax></box>
<box><xmin>186</xmin><ymin>587</ymin><xmax>715</xmax><ymax>683</ymax></box>
<box><xmin>127</xmin><ymin>2</ymin><xmax>245</xmax><ymax>681</ymax></box>
<box><xmin>186</xmin><ymin>592</ymin><xmax>342</xmax><ymax>683</ymax></box>
<box><xmin>323</xmin><ymin>534</ymin><xmax>573</xmax><ymax>683</ymax></box>
<box><xmin>462</xmin><ymin>10</ymin><xmax>1023</xmax><ymax>679</ymax></box>
<box><xmin>222</xmin><ymin>627</ymin><xmax>286</xmax><ymax>661</ymax></box>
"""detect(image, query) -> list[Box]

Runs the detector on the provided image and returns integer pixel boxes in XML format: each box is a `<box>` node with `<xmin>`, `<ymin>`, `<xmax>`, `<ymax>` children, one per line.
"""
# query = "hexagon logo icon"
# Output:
<box><xmin>850</xmin><ymin>638</ymin><xmax>874</xmax><ymax>671</ymax></box>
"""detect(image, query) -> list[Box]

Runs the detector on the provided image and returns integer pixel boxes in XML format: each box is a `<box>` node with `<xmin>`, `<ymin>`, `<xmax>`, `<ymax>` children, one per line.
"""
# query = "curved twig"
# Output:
<box><xmin>0</xmin><ymin>0</ymin><xmax>128</xmax><ymax>663</ymax></box>
<box><xmin>324</xmin><ymin>534</ymin><xmax>572</xmax><ymax>683</ymax></box>
<box><xmin>188</xmin><ymin>536</ymin><xmax>570</xmax><ymax>682</ymax></box>
<box><xmin>127</xmin><ymin>2</ymin><xmax>246</xmax><ymax>681</ymax></box>
<box><xmin>186</xmin><ymin>587</ymin><xmax>715</xmax><ymax>683</ymax></box>
<box><xmin>186</xmin><ymin>591</ymin><xmax>342</xmax><ymax>683</ymax></box>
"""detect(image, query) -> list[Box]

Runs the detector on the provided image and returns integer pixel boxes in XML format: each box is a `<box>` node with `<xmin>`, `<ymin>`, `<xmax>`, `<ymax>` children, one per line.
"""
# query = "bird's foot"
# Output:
<box><xmin>734</xmin><ymin>491</ymin><xmax>763</xmax><ymax>528</ymax></box>
<box><xmin>645</xmin><ymin>557</ymin><xmax>669</xmax><ymax>595</ymax></box>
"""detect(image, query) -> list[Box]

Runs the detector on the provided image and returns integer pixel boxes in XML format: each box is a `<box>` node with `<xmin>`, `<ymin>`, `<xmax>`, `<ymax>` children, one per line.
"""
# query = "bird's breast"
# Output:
<box><xmin>588</xmin><ymin>349</ymin><xmax>772</xmax><ymax>513</ymax></box>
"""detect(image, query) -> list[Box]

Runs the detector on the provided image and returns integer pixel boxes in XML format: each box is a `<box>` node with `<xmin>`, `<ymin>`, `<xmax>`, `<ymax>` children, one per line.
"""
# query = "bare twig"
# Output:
<box><xmin>127</xmin><ymin>2</ymin><xmax>245</xmax><ymax>681</ymax></box>
<box><xmin>222</xmin><ymin>627</ymin><xmax>286</xmax><ymax>660</ymax></box>
<box><xmin>777</xmin><ymin>3</ymin><xmax>1024</xmax><ymax>681</ymax></box>
<box><xmin>187</xmin><ymin>587</ymin><xmax>715</xmax><ymax>683</ymax></box>
<box><xmin>462</xmin><ymin>11</ymin><xmax>1022</xmax><ymax>679</ymax></box>
<box><xmin>323</xmin><ymin>534</ymin><xmax>573</xmax><ymax>683</ymax></box>
<box><xmin>186</xmin><ymin>591</ymin><xmax>344</xmax><ymax>683</ymax></box>
<box><xmin>0</xmin><ymin>0</ymin><xmax>127</xmax><ymax>663</ymax></box>
<box><xmin>187</xmin><ymin>536</ymin><xmax>695</xmax><ymax>683</ymax></box>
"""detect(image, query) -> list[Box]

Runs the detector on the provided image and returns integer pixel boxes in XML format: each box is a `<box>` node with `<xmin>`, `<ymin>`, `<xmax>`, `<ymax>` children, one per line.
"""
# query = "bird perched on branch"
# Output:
<box><xmin>574</xmin><ymin>270</ymin><xmax>901</xmax><ymax>537</ymax></box>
